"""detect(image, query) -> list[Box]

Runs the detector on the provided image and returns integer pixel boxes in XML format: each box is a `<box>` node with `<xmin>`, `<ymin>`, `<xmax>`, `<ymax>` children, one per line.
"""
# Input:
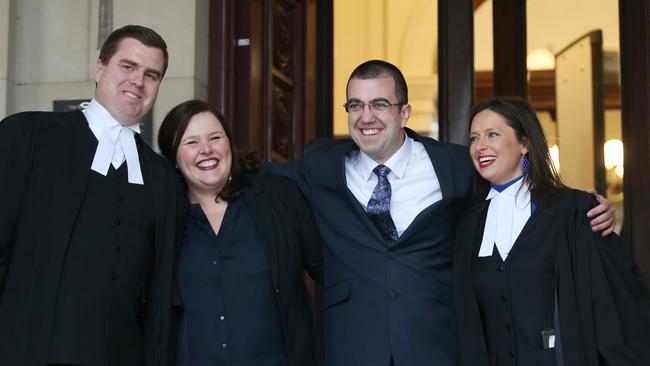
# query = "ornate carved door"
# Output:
<box><xmin>208</xmin><ymin>0</ymin><xmax>317</xmax><ymax>162</ymax></box>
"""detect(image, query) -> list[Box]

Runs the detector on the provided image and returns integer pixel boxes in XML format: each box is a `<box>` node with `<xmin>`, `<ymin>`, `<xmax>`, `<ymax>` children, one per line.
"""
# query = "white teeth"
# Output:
<box><xmin>197</xmin><ymin>160</ymin><xmax>218</xmax><ymax>168</ymax></box>
<box><xmin>479</xmin><ymin>156</ymin><xmax>496</xmax><ymax>163</ymax></box>
<box><xmin>362</xmin><ymin>129</ymin><xmax>379</xmax><ymax>135</ymax></box>
<box><xmin>124</xmin><ymin>91</ymin><xmax>138</xmax><ymax>99</ymax></box>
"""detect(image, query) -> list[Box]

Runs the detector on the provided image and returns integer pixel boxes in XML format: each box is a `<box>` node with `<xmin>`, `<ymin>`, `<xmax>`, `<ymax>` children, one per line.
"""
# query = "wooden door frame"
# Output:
<box><xmin>619</xmin><ymin>0</ymin><xmax>650</xmax><ymax>284</ymax></box>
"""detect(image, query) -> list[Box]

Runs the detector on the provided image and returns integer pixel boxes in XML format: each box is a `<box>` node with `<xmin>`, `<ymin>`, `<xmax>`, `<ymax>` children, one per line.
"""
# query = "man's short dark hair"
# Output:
<box><xmin>347</xmin><ymin>60</ymin><xmax>408</xmax><ymax>104</ymax></box>
<box><xmin>99</xmin><ymin>25</ymin><xmax>169</xmax><ymax>76</ymax></box>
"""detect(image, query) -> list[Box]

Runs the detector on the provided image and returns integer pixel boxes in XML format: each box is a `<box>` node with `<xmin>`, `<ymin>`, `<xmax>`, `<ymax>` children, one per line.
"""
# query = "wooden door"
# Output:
<box><xmin>208</xmin><ymin>0</ymin><xmax>317</xmax><ymax>162</ymax></box>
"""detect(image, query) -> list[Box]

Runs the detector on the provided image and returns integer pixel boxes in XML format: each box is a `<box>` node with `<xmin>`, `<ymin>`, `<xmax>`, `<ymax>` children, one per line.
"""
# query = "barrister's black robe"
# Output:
<box><xmin>453</xmin><ymin>188</ymin><xmax>650</xmax><ymax>366</ymax></box>
<box><xmin>0</xmin><ymin>111</ymin><xmax>184</xmax><ymax>366</ymax></box>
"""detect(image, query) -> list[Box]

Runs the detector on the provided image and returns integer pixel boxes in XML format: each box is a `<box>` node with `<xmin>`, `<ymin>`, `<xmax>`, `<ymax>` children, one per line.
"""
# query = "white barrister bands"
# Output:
<box><xmin>82</xmin><ymin>99</ymin><xmax>144</xmax><ymax>185</ymax></box>
<box><xmin>478</xmin><ymin>178</ymin><xmax>531</xmax><ymax>260</ymax></box>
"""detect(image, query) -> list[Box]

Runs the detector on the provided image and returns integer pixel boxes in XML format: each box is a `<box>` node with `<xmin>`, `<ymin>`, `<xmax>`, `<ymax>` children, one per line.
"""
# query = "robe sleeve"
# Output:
<box><xmin>0</xmin><ymin>113</ymin><xmax>40</xmax><ymax>289</ymax></box>
<box><xmin>570</xmin><ymin>190</ymin><xmax>650</xmax><ymax>365</ymax></box>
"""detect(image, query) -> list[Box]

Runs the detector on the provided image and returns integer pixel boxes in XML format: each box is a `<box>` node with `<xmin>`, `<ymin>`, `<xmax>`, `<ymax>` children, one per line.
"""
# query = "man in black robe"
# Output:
<box><xmin>0</xmin><ymin>25</ymin><xmax>183</xmax><ymax>366</ymax></box>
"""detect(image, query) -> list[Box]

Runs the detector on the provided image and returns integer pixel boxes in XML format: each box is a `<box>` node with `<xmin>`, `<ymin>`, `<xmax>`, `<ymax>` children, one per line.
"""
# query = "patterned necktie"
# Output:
<box><xmin>367</xmin><ymin>165</ymin><xmax>398</xmax><ymax>243</ymax></box>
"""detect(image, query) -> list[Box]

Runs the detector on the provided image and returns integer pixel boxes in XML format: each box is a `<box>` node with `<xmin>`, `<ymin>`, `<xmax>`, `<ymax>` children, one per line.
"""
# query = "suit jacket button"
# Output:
<box><xmin>388</xmin><ymin>290</ymin><xmax>397</xmax><ymax>299</ymax></box>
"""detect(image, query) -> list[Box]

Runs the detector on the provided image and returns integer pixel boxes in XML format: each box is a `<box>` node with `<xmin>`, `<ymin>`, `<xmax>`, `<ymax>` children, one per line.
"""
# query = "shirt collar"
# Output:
<box><xmin>486</xmin><ymin>175</ymin><xmax>529</xmax><ymax>204</ymax></box>
<box><xmin>491</xmin><ymin>175</ymin><xmax>524</xmax><ymax>193</ymax></box>
<box><xmin>82</xmin><ymin>98</ymin><xmax>144</xmax><ymax>185</ymax></box>
<box><xmin>83</xmin><ymin>99</ymin><xmax>141</xmax><ymax>140</ymax></box>
<box><xmin>357</xmin><ymin>131</ymin><xmax>411</xmax><ymax>181</ymax></box>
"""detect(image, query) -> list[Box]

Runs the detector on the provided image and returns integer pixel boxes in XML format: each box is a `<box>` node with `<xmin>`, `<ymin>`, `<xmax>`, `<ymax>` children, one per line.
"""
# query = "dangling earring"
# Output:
<box><xmin>520</xmin><ymin>154</ymin><xmax>529</xmax><ymax>174</ymax></box>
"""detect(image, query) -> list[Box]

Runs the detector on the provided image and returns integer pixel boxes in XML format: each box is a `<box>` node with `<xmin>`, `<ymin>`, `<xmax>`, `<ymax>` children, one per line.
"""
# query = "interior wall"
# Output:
<box><xmin>0</xmin><ymin>0</ymin><xmax>10</xmax><ymax>118</ymax></box>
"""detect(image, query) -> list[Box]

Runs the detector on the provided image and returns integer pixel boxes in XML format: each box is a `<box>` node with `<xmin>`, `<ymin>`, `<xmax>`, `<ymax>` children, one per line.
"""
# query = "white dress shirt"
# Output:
<box><xmin>82</xmin><ymin>99</ymin><xmax>144</xmax><ymax>185</ymax></box>
<box><xmin>345</xmin><ymin>133</ymin><xmax>442</xmax><ymax>237</ymax></box>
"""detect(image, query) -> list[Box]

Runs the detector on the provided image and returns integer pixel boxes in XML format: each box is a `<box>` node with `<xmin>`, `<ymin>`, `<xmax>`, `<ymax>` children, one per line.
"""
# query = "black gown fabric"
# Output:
<box><xmin>453</xmin><ymin>188</ymin><xmax>650</xmax><ymax>366</ymax></box>
<box><xmin>0</xmin><ymin>111</ymin><xmax>184</xmax><ymax>366</ymax></box>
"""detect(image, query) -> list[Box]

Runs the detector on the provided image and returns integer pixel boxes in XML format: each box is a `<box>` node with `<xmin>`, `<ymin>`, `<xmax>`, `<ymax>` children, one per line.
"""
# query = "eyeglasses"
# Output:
<box><xmin>343</xmin><ymin>99</ymin><xmax>402</xmax><ymax>113</ymax></box>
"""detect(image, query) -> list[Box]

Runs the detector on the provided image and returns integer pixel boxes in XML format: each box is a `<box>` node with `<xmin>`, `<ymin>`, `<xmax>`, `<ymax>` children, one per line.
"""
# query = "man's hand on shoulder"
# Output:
<box><xmin>586</xmin><ymin>188</ymin><xmax>616</xmax><ymax>237</ymax></box>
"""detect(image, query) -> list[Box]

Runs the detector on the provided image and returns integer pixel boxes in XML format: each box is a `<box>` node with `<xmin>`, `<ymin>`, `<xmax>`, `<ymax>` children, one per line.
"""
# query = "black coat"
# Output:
<box><xmin>0</xmin><ymin>111</ymin><xmax>184</xmax><ymax>366</ymax></box>
<box><xmin>453</xmin><ymin>188</ymin><xmax>650</xmax><ymax>365</ymax></box>
<box><xmin>172</xmin><ymin>174</ymin><xmax>324</xmax><ymax>366</ymax></box>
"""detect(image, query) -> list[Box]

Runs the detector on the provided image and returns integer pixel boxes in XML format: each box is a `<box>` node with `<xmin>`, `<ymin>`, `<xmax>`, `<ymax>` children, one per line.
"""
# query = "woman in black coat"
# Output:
<box><xmin>452</xmin><ymin>97</ymin><xmax>650</xmax><ymax>366</ymax></box>
<box><xmin>158</xmin><ymin>100</ymin><xmax>323</xmax><ymax>366</ymax></box>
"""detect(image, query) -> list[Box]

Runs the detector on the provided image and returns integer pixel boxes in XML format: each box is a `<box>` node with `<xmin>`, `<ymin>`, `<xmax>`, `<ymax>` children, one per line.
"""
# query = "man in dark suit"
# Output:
<box><xmin>270</xmin><ymin>60</ymin><xmax>615</xmax><ymax>366</ymax></box>
<box><xmin>0</xmin><ymin>25</ymin><xmax>183</xmax><ymax>366</ymax></box>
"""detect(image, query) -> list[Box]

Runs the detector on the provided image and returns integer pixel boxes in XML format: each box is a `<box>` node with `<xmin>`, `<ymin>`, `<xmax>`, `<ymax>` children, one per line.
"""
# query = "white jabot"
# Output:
<box><xmin>478</xmin><ymin>178</ymin><xmax>531</xmax><ymax>260</ymax></box>
<box><xmin>82</xmin><ymin>99</ymin><xmax>144</xmax><ymax>185</ymax></box>
<box><xmin>345</xmin><ymin>133</ymin><xmax>442</xmax><ymax>237</ymax></box>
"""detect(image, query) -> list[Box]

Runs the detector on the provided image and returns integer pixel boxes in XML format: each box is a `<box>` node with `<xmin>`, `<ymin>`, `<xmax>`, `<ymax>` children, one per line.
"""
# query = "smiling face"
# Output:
<box><xmin>346</xmin><ymin>77</ymin><xmax>411</xmax><ymax>164</ymax></box>
<box><xmin>176</xmin><ymin>112</ymin><xmax>232</xmax><ymax>198</ymax></box>
<box><xmin>94</xmin><ymin>37</ymin><xmax>165</xmax><ymax>125</ymax></box>
<box><xmin>469</xmin><ymin>109</ymin><xmax>528</xmax><ymax>185</ymax></box>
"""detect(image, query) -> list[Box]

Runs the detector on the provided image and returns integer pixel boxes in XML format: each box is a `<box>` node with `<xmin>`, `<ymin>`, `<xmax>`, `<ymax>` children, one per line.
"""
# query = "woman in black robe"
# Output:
<box><xmin>452</xmin><ymin>97</ymin><xmax>650</xmax><ymax>366</ymax></box>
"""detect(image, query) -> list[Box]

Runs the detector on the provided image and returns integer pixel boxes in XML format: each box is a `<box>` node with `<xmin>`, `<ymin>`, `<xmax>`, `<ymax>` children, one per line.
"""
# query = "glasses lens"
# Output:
<box><xmin>371</xmin><ymin>101</ymin><xmax>390</xmax><ymax>111</ymax></box>
<box><xmin>346</xmin><ymin>102</ymin><xmax>362</xmax><ymax>112</ymax></box>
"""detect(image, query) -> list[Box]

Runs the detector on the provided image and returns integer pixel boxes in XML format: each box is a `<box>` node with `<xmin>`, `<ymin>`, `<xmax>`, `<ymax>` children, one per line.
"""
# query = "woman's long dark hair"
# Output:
<box><xmin>158</xmin><ymin>100</ymin><xmax>259</xmax><ymax>201</ymax></box>
<box><xmin>470</xmin><ymin>97</ymin><xmax>566</xmax><ymax>199</ymax></box>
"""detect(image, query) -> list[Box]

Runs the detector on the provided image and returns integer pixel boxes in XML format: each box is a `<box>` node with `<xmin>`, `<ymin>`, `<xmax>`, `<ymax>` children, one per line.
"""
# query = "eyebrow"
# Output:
<box><xmin>347</xmin><ymin>97</ymin><xmax>392</xmax><ymax>103</ymax></box>
<box><xmin>181</xmin><ymin>130</ymin><xmax>225</xmax><ymax>140</ymax></box>
<box><xmin>470</xmin><ymin>127</ymin><xmax>499</xmax><ymax>133</ymax></box>
<box><xmin>119</xmin><ymin>58</ymin><xmax>163</xmax><ymax>79</ymax></box>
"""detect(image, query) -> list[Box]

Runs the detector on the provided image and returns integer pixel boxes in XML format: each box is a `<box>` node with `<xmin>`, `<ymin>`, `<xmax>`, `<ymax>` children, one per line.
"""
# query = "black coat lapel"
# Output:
<box><xmin>406</xmin><ymin>128</ymin><xmax>453</xmax><ymax>202</ymax></box>
<box><xmin>336</xmin><ymin>140</ymin><xmax>391</xmax><ymax>245</ymax></box>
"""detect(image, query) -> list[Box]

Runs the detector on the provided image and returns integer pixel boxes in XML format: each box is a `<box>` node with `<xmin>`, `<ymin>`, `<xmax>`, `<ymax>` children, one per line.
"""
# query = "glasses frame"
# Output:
<box><xmin>343</xmin><ymin>99</ymin><xmax>403</xmax><ymax>114</ymax></box>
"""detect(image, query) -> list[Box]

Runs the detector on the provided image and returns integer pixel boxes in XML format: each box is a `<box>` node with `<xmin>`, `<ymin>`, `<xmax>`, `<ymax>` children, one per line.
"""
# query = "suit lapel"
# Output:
<box><xmin>407</xmin><ymin>128</ymin><xmax>453</xmax><ymax>203</ymax></box>
<box><xmin>335</xmin><ymin>140</ymin><xmax>391</xmax><ymax>246</ymax></box>
<box><xmin>390</xmin><ymin>129</ymin><xmax>454</xmax><ymax>243</ymax></box>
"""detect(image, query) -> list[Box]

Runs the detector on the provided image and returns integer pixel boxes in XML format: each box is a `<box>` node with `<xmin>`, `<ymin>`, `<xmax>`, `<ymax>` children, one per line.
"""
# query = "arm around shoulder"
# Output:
<box><xmin>284</xmin><ymin>179</ymin><xmax>323</xmax><ymax>285</ymax></box>
<box><xmin>262</xmin><ymin>174</ymin><xmax>323</xmax><ymax>285</ymax></box>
